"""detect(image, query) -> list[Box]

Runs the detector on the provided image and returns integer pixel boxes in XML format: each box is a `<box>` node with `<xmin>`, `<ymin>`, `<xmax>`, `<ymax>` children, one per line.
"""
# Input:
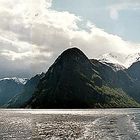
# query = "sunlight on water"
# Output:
<box><xmin>0</xmin><ymin>109</ymin><xmax>140</xmax><ymax>140</ymax></box>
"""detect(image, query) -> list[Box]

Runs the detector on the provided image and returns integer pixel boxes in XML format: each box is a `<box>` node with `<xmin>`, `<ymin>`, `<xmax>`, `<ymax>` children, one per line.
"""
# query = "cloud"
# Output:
<box><xmin>0</xmin><ymin>0</ymin><xmax>140</xmax><ymax>78</ymax></box>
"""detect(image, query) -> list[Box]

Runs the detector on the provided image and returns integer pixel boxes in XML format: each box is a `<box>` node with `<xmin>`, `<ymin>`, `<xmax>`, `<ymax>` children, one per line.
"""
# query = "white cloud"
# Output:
<box><xmin>0</xmin><ymin>0</ymin><xmax>140</xmax><ymax>78</ymax></box>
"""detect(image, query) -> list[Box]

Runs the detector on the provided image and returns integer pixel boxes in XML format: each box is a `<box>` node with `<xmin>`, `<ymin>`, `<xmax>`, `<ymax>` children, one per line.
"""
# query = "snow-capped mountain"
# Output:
<box><xmin>0</xmin><ymin>77</ymin><xmax>28</xmax><ymax>85</ymax></box>
<box><xmin>97</xmin><ymin>52</ymin><xmax>140</xmax><ymax>69</ymax></box>
<box><xmin>125</xmin><ymin>53</ymin><xmax>140</xmax><ymax>67</ymax></box>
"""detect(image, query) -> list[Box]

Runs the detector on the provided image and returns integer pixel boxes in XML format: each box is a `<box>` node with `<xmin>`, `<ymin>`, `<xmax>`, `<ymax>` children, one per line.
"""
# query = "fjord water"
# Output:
<box><xmin>0</xmin><ymin>109</ymin><xmax>140</xmax><ymax>140</ymax></box>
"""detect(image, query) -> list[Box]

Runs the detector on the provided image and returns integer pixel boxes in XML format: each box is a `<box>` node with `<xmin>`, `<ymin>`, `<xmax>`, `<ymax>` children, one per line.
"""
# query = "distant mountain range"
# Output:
<box><xmin>1</xmin><ymin>48</ymin><xmax>140</xmax><ymax>108</ymax></box>
<box><xmin>3</xmin><ymin>74</ymin><xmax>44</xmax><ymax>108</ymax></box>
<box><xmin>0</xmin><ymin>77</ymin><xmax>28</xmax><ymax>106</ymax></box>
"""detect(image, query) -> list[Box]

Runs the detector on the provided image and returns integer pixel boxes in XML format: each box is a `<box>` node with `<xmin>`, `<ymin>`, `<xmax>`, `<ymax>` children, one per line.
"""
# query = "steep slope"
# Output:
<box><xmin>0</xmin><ymin>78</ymin><xmax>28</xmax><ymax>106</ymax></box>
<box><xmin>27</xmin><ymin>48</ymin><xmax>139</xmax><ymax>108</ymax></box>
<box><xmin>4</xmin><ymin>73</ymin><xmax>45</xmax><ymax>108</ymax></box>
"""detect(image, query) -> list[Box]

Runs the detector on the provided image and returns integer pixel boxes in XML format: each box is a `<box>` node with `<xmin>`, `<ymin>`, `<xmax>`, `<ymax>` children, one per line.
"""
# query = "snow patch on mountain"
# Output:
<box><xmin>97</xmin><ymin>52</ymin><xmax>140</xmax><ymax>68</ymax></box>
<box><xmin>0</xmin><ymin>77</ymin><xmax>28</xmax><ymax>85</ymax></box>
<box><xmin>125</xmin><ymin>53</ymin><xmax>140</xmax><ymax>67</ymax></box>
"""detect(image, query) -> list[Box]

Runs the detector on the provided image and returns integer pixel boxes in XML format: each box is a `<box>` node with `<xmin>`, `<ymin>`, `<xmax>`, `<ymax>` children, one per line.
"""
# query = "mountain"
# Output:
<box><xmin>4</xmin><ymin>73</ymin><xmax>45</xmax><ymax>108</ymax></box>
<box><xmin>0</xmin><ymin>77</ymin><xmax>28</xmax><ymax>106</ymax></box>
<box><xmin>96</xmin><ymin>52</ymin><xmax>140</xmax><ymax>103</ymax></box>
<box><xmin>26</xmin><ymin>48</ymin><xmax>140</xmax><ymax>108</ymax></box>
<box><xmin>90</xmin><ymin>59</ymin><xmax>140</xmax><ymax>103</ymax></box>
<box><xmin>98</xmin><ymin>52</ymin><xmax>140</xmax><ymax>69</ymax></box>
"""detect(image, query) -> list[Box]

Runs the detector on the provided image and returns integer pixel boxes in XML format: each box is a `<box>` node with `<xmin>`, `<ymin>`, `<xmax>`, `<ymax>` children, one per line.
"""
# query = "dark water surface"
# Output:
<box><xmin>0</xmin><ymin>109</ymin><xmax>140</xmax><ymax>140</ymax></box>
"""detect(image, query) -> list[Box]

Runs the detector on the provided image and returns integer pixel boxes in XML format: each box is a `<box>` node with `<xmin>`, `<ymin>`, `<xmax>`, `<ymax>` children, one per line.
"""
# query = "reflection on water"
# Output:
<box><xmin>0</xmin><ymin>109</ymin><xmax>140</xmax><ymax>140</ymax></box>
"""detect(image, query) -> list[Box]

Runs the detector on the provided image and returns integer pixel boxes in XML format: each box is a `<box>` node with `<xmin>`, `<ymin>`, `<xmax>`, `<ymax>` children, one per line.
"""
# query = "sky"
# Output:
<box><xmin>0</xmin><ymin>0</ymin><xmax>140</xmax><ymax>78</ymax></box>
